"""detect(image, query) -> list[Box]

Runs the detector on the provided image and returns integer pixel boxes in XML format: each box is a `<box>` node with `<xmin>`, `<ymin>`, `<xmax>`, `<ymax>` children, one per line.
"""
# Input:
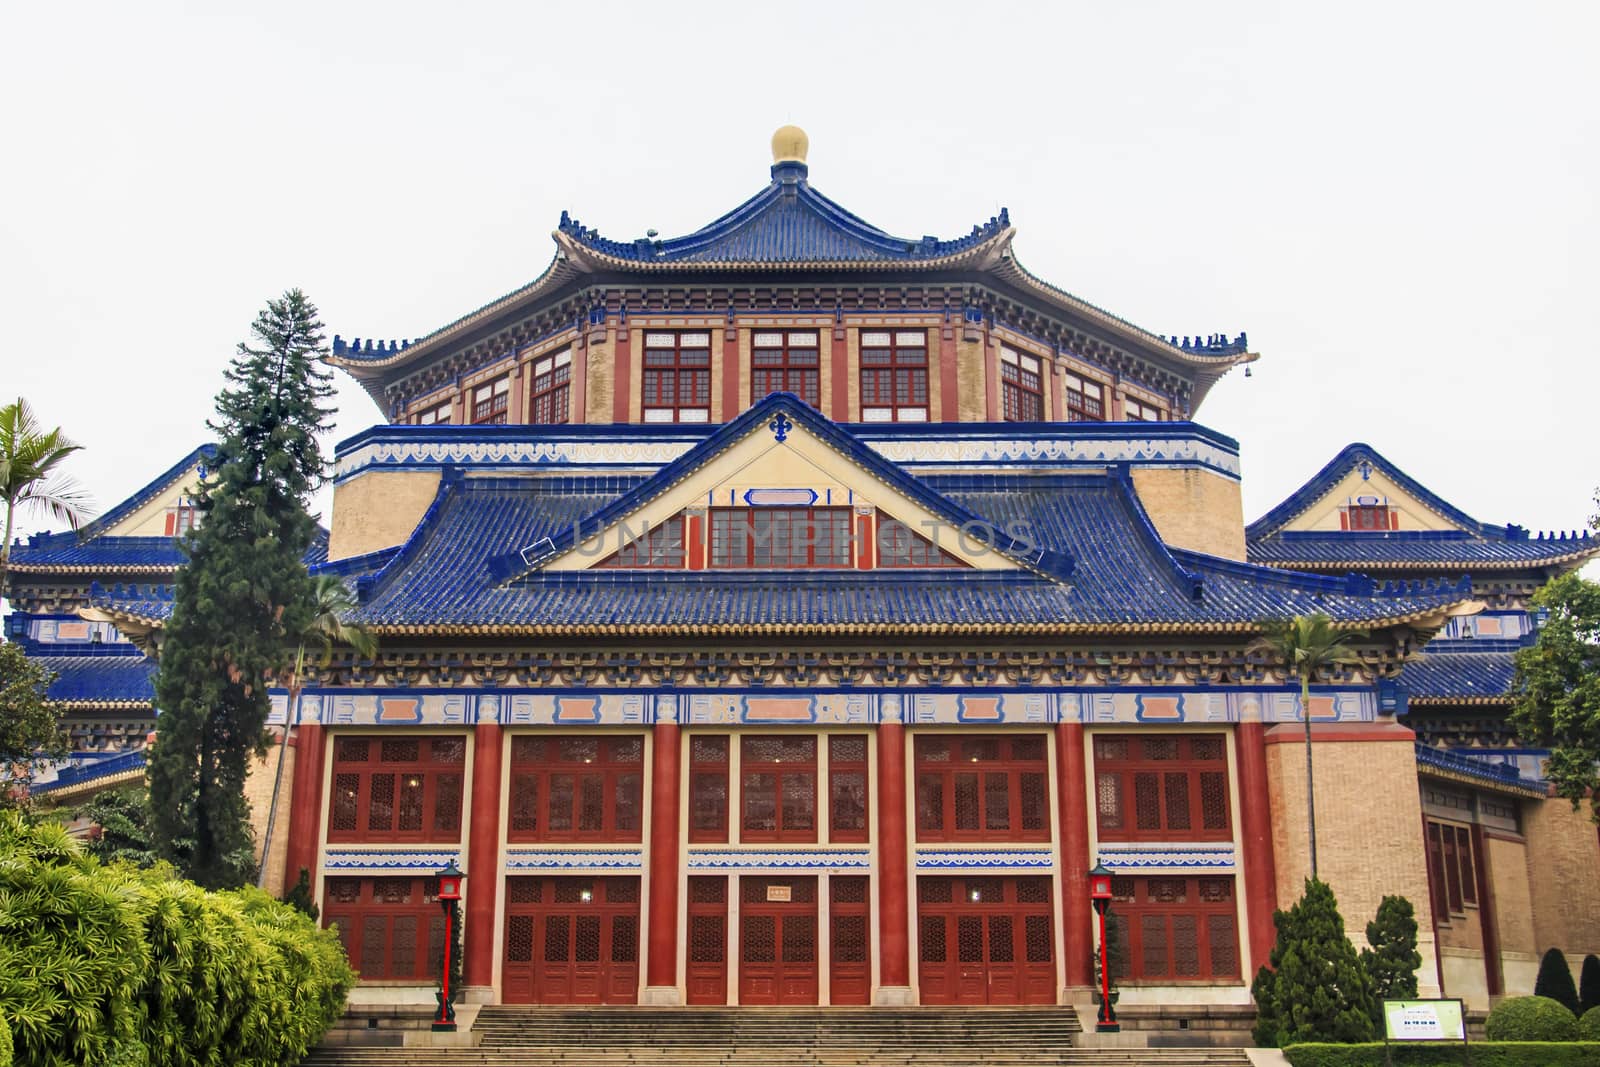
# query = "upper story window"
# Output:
<box><xmin>1000</xmin><ymin>346</ymin><xmax>1044</xmax><ymax>422</ymax></box>
<box><xmin>1425</xmin><ymin>820</ymin><xmax>1478</xmax><ymax>921</ymax></box>
<box><xmin>742</xmin><ymin>736</ymin><xmax>817</xmax><ymax>843</ymax></box>
<box><xmin>1123</xmin><ymin>397</ymin><xmax>1165</xmax><ymax>422</ymax></box>
<box><xmin>329</xmin><ymin>736</ymin><xmax>465</xmax><ymax>844</ymax></box>
<box><xmin>508</xmin><ymin>735</ymin><xmax>644</xmax><ymax>843</ymax></box>
<box><xmin>643</xmin><ymin>332</ymin><xmax>711</xmax><ymax>423</ymax></box>
<box><xmin>472</xmin><ymin>376</ymin><xmax>510</xmax><ymax>425</ymax></box>
<box><xmin>914</xmin><ymin>735</ymin><xmax>1049</xmax><ymax>842</ymax></box>
<box><xmin>753</xmin><ymin>331</ymin><xmax>821</xmax><ymax>408</ymax></box>
<box><xmin>415</xmin><ymin>399</ymin><xmax>453</xmax><ymax>426</ymax></box>
<box><xmin>1345</xmin><ymin>499</ymin><xmax>1397</xmax><ymax>531</ymax></box>
<box><xmin>860</xmin><ymin>331</ymin><xmax>928</xmax><ymax>422</ymax></box>
<box><xmin>690</xmin><ymin>735</ymin><xmax>730</xmax><ymax>843</ymax></box>
<box><xmin>530</xmin><ymin>349</ymin><xmax>572</xmax><ymax>425</ymax></box>
<box><xmin>1063</xmin><ymin>370</ymin><xmax>1105</xmax><ymax>422</ymax></box>
<box><xmin>1094</xmin><ymin>735</ymin><xmax>1230</xmax><ymax>842</ymax></box>
<box><xmin>164</xmin><ymin>499</ymin><xmax>200</xmax><ymax>536</ymax></box>
<box><xmin>711</xmin><ymin>507</ymin><xmax>853</xmax><ymax>568</ymax></box>
<box><xmin>829</xmin><ymin>735</ymin><xmax>870</xmax><ymax>842</ymax></box>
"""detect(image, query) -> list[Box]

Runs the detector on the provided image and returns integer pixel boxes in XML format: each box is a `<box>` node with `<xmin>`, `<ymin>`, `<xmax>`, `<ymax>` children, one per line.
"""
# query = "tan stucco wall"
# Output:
<box><xmin>327</xmin><ymin>468</ymin><xmax>442</xmax><ymax>561</ymax></box>
<box><xmin>1265</xmin><ymin>726</ymin><xmax>1440</xmax><ymax>994</ymax></box>
<box><xmin>1130</xmin><ymin>467</ymin><xmax>1248</xmax><ymax>561</ymax></box>
<box><xmin>1523</xmin><ymin>798</ymin><xmax>1600</xmax><ymax>962</ymax></box>
<box><xmin>584</xmin><ymin>338</ymin><xmax>614</xmax><ymax>423</ymax></box>
<box><xmin>955</xmin><ymin>339</ymin><xmax>985</xmax><ymax>423</ymax></box>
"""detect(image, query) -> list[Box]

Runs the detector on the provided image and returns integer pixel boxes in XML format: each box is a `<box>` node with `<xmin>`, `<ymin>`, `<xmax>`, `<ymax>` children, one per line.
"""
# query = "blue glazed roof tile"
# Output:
<box><xmin>36</xmin><ymin>654</ymin><xmax>158</xmax><ymax>706</ymax></box>
<box><xmin>1401</xmin><ymin>650</ymin><xmax>1517</xmax><ymax>703</ymax></box>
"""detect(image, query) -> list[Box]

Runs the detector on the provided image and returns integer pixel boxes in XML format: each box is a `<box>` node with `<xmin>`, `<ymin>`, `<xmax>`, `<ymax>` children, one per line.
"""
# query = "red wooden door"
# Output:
<box><xmin>917</xmin><ymin>876</ymin><xmax>1054</xmax><ymax>1005</ymax></box>
<box><xmin>739</xmin><ymin>876</ymin><xmax>818</xmax><ymax>1005</ymax></box>
<box><xmin>687</xmin><ymin>876</ymin><xmax>729</xmax><ymax>1004</ymax></box>
<box><xmin>502</xmin><ymin>876</ymin><xmax>640</xmax><ymax>1004</ymax></box>
<box><xmin>829</xmin><ymin>876</ymin><xmax>871</xmax><ymax>1005</ymax></box>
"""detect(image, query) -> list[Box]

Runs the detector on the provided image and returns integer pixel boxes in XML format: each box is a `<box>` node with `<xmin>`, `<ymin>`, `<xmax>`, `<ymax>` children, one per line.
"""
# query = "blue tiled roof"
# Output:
<box><xmin>557</xmin><ymin>167</ymin><xmax>1010</xmax><ymax>266</ymax></box>
<box><xmin>1415</xmin><ymin>743</ymin><xmax>1544</xmax><ymax>795</ymax></box>
<box><xmin>15</xmin><ymin>526</ymin><xmax>332</xmax><ymax>572</ymax></box>
<box><xmin>36</xmin><ymin>654</ymin><xmax>158</xmax><ymax>706</ymax></box>
<box><xmin>1402</xmin><ymin>651</ymin><xmax>1517</xmax><ymax>703</ymax></box>
<box><xmin>86</xmin><ymin>583</ymin><xmax>176</xmax><ymax>622</ymax></box>
<box><xmin>32</xmin><ymin>750</ymin><xmax>148</xmax><ymax>795</ymax></box>
<box><xmin>1246</xmin><ymin>442</ymin><xmax>1598</xmax><ymax>570</ymax></box>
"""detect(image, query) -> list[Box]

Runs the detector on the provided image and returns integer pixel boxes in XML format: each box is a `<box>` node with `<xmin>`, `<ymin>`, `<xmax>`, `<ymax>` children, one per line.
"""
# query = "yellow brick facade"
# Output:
<box><xmin>327</xmin><ymin>468</ymin><xmax>443</xmax><ymax>561</ymax></box>
<box><xmin>1129</xmin><ymin>467</ymin><xmax>1248</xmax><ymax>561</ymax></box>
<box><xmin>1523</xmin><ymin>797</ymin><xmax>1600</xmax><ymax>963</ymax></box>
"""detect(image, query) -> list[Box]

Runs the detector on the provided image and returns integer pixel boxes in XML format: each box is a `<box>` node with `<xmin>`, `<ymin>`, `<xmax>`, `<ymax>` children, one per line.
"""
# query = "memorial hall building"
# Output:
<box><xmin>9</xmin><ymin>127</ymin><xmax>1600</xmax><ymax>1014</ymax></box>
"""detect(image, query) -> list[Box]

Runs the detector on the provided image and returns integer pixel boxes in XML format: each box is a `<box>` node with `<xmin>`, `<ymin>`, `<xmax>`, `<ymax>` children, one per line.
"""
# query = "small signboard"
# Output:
<box><xmin>1382</xmin><ymin>999</ymin><xmax>1470</xmax><ymax>1067</ymax></box>
<box><xmin>766</xmin><ymin>885</ymin><xmax>792</xmax><ymax>903</ymax></box>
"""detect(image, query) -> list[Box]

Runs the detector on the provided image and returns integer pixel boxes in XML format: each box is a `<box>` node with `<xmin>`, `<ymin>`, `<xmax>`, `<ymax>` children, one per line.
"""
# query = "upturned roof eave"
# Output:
<box><xmin>1248</xmin><ymin>546</ymin><xmax>1600</xmax><ymax>573</ymax></box>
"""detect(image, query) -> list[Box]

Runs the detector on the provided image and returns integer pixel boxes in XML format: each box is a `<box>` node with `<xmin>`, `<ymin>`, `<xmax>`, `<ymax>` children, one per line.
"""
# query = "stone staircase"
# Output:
<box><xmin>301</xmin><ymin>1005</ymin><xmax>1257</xmax><ymax>1066</ymax></box>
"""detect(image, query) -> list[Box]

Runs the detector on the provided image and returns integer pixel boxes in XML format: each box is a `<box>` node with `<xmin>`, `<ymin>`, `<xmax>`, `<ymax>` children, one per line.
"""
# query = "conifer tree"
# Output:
<box><xmin>1535</xmin><ymin>947</ymin><xmax>1581</xmax><ymax>1016</ymax></box>
<box><xmin>1251</xmin><ymin>878</ymin><xmax>1376</xmax><ymax>1047</ymax></box>
<box><xmin>1581</xmin><ymin>953</ymin><xmax>1600</xmax><ymax>1016</ymax></box>
<box><xmin>149</xmin><ymin>290</ymin><xmax>333</xmax><ymax>888</ymax></box>
<box><xmin>1359</xmin><ymin>895</ymin><xmax>1421</xmax><ymax>1028</ymax></box>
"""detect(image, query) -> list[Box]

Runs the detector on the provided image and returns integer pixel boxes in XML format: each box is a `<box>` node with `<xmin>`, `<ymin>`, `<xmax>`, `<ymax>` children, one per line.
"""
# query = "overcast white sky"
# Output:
<box><xmin>3</xmin><ymin>1</ymin><xmax>1597</xmax><ymax>551</ymax></box>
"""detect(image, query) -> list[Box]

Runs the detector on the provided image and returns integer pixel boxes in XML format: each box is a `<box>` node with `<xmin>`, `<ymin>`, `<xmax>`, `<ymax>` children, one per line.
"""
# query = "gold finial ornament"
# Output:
<box><xmin>771</xmin><ymin>125</ymin><xmax>809</xmax><ymax>165</ymax></box>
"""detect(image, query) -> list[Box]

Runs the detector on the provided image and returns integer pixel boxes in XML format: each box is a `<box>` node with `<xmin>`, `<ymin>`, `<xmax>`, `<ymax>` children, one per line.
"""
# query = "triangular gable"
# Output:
<box><xmin>513</xmin><ymin>394</ymin><xmax>1072</xmax><ymax>580</ymax></box>
<box><xmin>89</xmin><ymin>444</ymin><xmax>215</xmax><ymax>538</ymax></box>
<box><xmin>1248</xmin><ymin>443</ymin><xmax>1485</xmax><ymax>539</ymax></box>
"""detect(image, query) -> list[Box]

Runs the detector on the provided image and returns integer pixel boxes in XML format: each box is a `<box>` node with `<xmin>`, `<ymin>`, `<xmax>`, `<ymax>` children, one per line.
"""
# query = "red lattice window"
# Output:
<box><xmin>642</xmin><ymin>332</ymin><xmax>711</xmax><ymax>423</ymax></box>
<box><xmin>1105</xmin><ymin>876</ymin><xmax>1239</xmax><ymax>981</ymax></box>
<box><xmin>741</xmin><ymin>736</ymin><xmax>817</xmax><ymax>843</ymax></box>
<box><xmin>752</xmin><ymin>330</ymin><xmax>821</xmax><ymax>408</ymax></box>
<box><xmin>1000</xmin><ymin>346</ymin><xmax>1044</xmax><ymax>422</ymax></box>
<box><xmin>163</xmin><ymin>500</ymin><xmax>200</xmax><ymax>536</ymax></box>
<box><xmin>690</xmin><ymin>735</ymin><xmax>730</xmax><ymax>843</ymax></box>
<box><xmin>829</xmin><ymin>735</ymin><xmax>870</xmax><ymax>843</ymax></box>
<box><xmin>472</xmin><ymin>376</ymin><xmax>510</xmax><ymax>425</ymax></box>
<box><xmin>1346</xmin><ymin>502</ymin><xmax>1397</xmax><ymax>531</ymax></box>
<box><xmin>596</xmin><ymin>516</ymin><xmax>686</xmax><ymax>569</ymax></box>
<box><xmin>327</xmin><ymin>736</ymin><xmax>465</xmax><ymax>844</ymax></box>
<box><xmin>860</xmin><ymin>330</ymin><xmax>928</xmax><ymax>422</ymax></box>
<box><xmin>323</xmin><ymin>876</ymin><xmax>447</xmax><ymax>981</ymax></box>
<box><xmin>529</xmin><ymin>349</ymin><xmax>572</xmax><ymax>425</ymax></box>
<box><xmin>508</xmin><ymin>735</ymin><xmax>644</xmax><ymax>843</ymax></box>
<box><xmin>1063</xmin><ymin>369</ymin><xmax>1105</xmax><ymax>422</ymax></box>
<box><xmin>1123</xmin><ymin>396</ymin><xmax>1165</xmax><ymax>422</ymax></box>
<box><xmin>913</xmin><ymin>735</ymin><xmax>1049</xmax><ymax>843</ymax></box>
<box><xmin>1094</xmin><ymin>734</ymin><xmax>1231</xmax><ymax>842</ymax></box>
<box><xmin>1425</xmin><ymin>820</ymin><xmax>1477</xmax><ymax>920</ymax></box>
<box><xmin>415</xmin><ymin>398</ymin><xmax>453</xmax><ymax>425</ymax></box>
<box><xmin>710</xmin><ymin>507</ymin><xmax>853</xmax><ymax>568</ymax></box>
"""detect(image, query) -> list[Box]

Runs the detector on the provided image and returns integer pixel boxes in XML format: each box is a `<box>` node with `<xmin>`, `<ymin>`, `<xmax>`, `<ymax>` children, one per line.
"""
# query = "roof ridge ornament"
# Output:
<box><xmin>770</xmin><ymin>124</ymin><xmax>809</xmax><ymax>185</ymax></box>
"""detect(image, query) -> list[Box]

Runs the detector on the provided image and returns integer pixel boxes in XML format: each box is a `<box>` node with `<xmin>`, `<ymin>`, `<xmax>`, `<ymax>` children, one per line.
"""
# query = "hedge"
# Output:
<box><xmin>0</xmin><ymin>1013</ymin><xmax>11</xmax><ymax>1067</ymax></box>
<box><xmin>1284</xmin><ymin>1042</ymin><xmax>1600</xmax><ymax>1066</ymax></box>
<box><xmin>0</xmin><ymin>810</ymin><xmax>354</xmax><ymax>1067</ymax></box>
<box><xmin>1581</xmin><ymin>1007</ymin><xmax>1600</xmax><ymax>1042</ymax></box>
<box><xmin>1485</xmin><ymin>995</ymin><xmax>1579</xmax><ymax>1042</ymax></box>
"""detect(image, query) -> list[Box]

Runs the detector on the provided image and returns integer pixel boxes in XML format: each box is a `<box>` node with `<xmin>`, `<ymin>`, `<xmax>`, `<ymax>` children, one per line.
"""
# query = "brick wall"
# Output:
<box><xmin>327</xmin><ymin>469</ymin><xmax>442</xmax><ymax>561</ymax></box>
<box><xmin>243</xmin><ymin>734</ymin><xmax>294</xmax><ymax>892</ymax></box>
<box><xmin>1129</xmin><ymin>467</ymin><xmax>1247</xmax><ymax>561</ymax></box>
<box><xmin>1522</xmin><ymin>796</ymin><xmax>1600</xmax><ymax>963</ymax></box>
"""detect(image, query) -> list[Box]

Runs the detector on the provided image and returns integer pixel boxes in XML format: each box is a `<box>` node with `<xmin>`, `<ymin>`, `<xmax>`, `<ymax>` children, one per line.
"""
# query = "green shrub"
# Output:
<box><xmin>1359</xmin><ymin>894</ymin><xmax>1421</xmax><ymax>1031</ymax></box>
<box><xmin>1284</xmin><ymin>1042</ymin><xmax>1600</xmax><ymax>1066</ymax></box>
<box><xmin>1536</xmin><ymin>948</ymin><xmax>1582</xmax><ymax>1016</ymax></box>
<box><xmin>0</xmin><ymin>1012</ymin><xmax>12</xmax><ymax>1067</ymax></box>
<box><xmin>1252</xmin><ymin>878</ymin><xmax>1376</xmax><ymax>1047</ymax></box>
<box><xmin>0</xmin><ymin>809</ymin><xmax>353</xmax><ymax>1067</ymax></box>
<box><xmin>1581</xmin><ymin>954</ymin><xmax>1600</xmax><ymax>1016</ymax></box>
<box><xmin>1484</xmin><ymin>995</ymin><xmax>1579</xmax><ymax>1042</ymax></box>
<box><xmin>1579</xmin><ymin>1006</ymin><xmax>1600</xmax><ymax>1042</ymax></box>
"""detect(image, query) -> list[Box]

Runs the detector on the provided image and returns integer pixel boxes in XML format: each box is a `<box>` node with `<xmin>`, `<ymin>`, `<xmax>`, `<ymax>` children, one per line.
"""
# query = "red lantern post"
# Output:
<box><xmin>433</xmin><ymin>861</ymin><xmax>465</xmax><ymax>1032</ymax></box>
<box><xmin>1088</xmin><ymin>860</ymin><xmax>1119</xmax><ymax>1032</ymax></box>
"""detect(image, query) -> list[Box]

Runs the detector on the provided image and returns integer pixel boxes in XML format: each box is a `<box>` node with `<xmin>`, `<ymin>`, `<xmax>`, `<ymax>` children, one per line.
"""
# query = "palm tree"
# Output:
<box><xmin>1249</xmin><ymin>613</ymin><xmax>1366</xmax><ymax>879</ymax></box>
<box><xmin>257</xmin><ymin>574</ymin><xmax>377</xmax><ymax>888</ymax></box>
<box><xmin>0</xmin><ymin>397</ymin><xmax>93</xmax><ymax>593</ymax></box>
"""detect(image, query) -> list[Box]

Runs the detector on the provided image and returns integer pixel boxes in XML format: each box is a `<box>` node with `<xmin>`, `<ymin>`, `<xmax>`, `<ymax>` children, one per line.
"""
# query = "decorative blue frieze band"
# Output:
<box><xmin>914</xmin><ymin>849</ymin><xmax>1056</xmax><ymax>870</ymax></box>
<box><xmin>1095</xmin><ymin>843</ymin><xmax>1237</xmax><ymax>871</ymax></box>
<box><xmin>277</xmin><ymin>687</ymin><xmax>1376</xmax><ymax>726</ymax></box>
<box><xmin>686</xmin><ymin>849</ymin><xmax>872</xmax><ymax>871</ymax></box>
<box><xmin>333</xmin><ymin>425</ymin><xmax>1242</xmax><ymax>484</ymax></box>
<box><xmin>504</xmin><ymin>848</ymin><xmax>644</xmax><ymax>871</ymax></box>
<box><xmin>323</xmin><ymin>848</ymin><xmax>462</xmax><ymax>873</ymax></box>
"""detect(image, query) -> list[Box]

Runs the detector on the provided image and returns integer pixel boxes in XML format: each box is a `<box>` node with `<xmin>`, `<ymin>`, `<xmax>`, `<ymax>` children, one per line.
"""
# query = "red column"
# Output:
<box><xmin>1235</xmin><ymin>721</ymin><xmax>1279</xmax><ymax>974</ymax></box>
<box><xmin>646</xmin><ymin>722</ymin><xmax>682</xmax><ymax>992</ymax></box>
<box><xmin>1056</xmin><ymin>722</ymin><xmax>1092</xmax><ymax>988</ymax></box>
<box><xmin>722</xmin><ymin>327</ymin><xmax>740</xmax><ymax>420</ymax></box>
<box><xmin>831</xmin><ymin>328</ymin><xmax>849</xmax><ymax>420</ymax></box>
<box><xmin>939</xmin><ymin>330</ymin><xmax>958</xmax><ymax>422</ymax></box>
<box><xmin>612</xmin><ymin>324</ymin><xmax>632</xmax><ymax>424</ymax></box>
<box><xmin>877</xmin><ymin>719</ymin><xmax>911</xmax><ymax>992</ymax></box>
<box><xmin>464</xmin><ymin>722</ymin><xmax>503</xmax><ymax>991</ymax></box>
<box><xmin>983</xmin><ymin>331</ymin><xmax>999</xmax><ymax>421</ymax></box>
<box><xmin>281</xmin><ymin>721</ymin><xmax>325</xmax><ymax>896</ymax></box>
<box><xmin>571</xmin><ymin>337</ymin><xmax>588</xmax><ymax>424</ymax></box>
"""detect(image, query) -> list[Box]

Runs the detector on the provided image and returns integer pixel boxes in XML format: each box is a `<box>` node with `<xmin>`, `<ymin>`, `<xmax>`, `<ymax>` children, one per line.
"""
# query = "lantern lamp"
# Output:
<box><xmin>437</xmin><ymin>860</ymin><xmax>464</xmax><ymax>902</ymax></box>
<box><xmin>432</xmin><ymin>860</ymin><xmax>465</xmax><ymax>1032</ymax></box>
<box><xmin>1087</xmin><ymin>859</ymin><xmax>1119</xmax><ymax>1032</ymax></box>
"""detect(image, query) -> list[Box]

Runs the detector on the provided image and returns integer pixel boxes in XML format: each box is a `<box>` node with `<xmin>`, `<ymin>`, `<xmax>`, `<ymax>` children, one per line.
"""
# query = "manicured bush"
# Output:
<box><xmin>1581</xmin><ymin>954</ymin><xmax>1600</xmax><ymax>1016</ymax></box>
<box><xmin>1359</xmin><ymin>894</ymin><xmax>1421</xmax><ymax>1031</ymax></box>
<box><xmin>1484</xmin><ymin>995</ymin><xmax>1579</xmax><ymax>1042</ymax></box>
<box><xmin>1579</xmin><ymin>1006</ymin><xmax>1600</xmax><ymax>1042</ymax></box>
<box><xmin>0</xmin><ymin>810</ymin><xmax>353</xmax><ymax>1067</ymax></box>
<box><xmin>1284</xmin><ymin>1042</ymin><xmax>1600</xmax><ymax>1066</ymax></box>
<box><xmin>1536</xmin><ymin>947</ymin><xmax>1582</xmax><ymax>1016</ymax></box>
<box><xmin>1252</xmin><ymin>878</ymin><xmax>1376</xmax><ymax>1047</ymax></box>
